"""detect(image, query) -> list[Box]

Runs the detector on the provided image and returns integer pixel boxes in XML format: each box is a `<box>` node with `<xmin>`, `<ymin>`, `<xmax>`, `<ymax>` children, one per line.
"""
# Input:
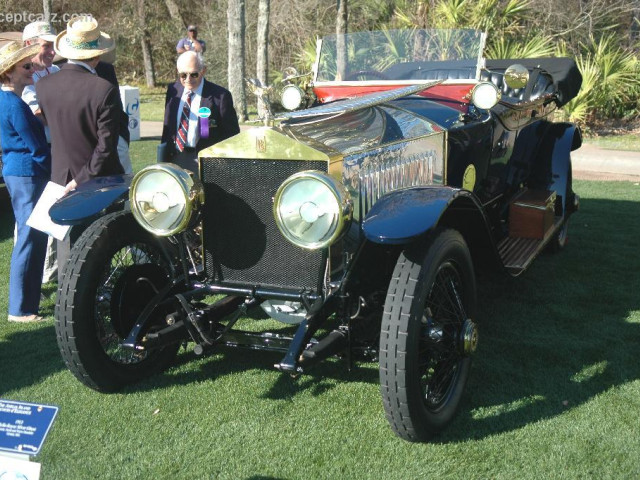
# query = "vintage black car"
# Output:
<box><xmin>51</xmin><ymin>29</ymin><xmax>582</xmax><ymax>442</ymax></box>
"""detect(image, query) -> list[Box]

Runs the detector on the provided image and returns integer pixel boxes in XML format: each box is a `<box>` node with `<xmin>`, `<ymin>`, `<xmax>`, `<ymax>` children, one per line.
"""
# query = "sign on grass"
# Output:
<box><xmin>0</xmin><ymin>399</ymin><xmax>58</xmax><ymax>456</ymax></box>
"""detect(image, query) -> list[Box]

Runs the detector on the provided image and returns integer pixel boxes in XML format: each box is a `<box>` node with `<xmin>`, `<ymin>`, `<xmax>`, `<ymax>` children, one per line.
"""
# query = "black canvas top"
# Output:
<box><xmin>485</xmin><ymin>58</ymin><xmax>582</xmax><ymax>106</ymax></box>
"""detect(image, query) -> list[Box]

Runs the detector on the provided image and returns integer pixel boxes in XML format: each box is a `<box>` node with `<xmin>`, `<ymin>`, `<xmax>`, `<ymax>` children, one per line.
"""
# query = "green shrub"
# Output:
<box><xmin>561</xmin><ymin>34</ymin><xmax>640</xmax><ymax>124</ymax></box>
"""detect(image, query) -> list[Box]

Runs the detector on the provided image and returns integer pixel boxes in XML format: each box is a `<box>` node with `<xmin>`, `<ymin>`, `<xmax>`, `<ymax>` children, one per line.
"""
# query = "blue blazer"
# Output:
<box><xmin>161</xmin><ymin>79</ymin><xmax>240</xmax><ymax>155</ymax></box>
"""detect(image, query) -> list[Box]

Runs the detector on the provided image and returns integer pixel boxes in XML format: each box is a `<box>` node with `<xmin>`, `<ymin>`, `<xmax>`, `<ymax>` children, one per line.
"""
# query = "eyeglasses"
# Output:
<box><xmin>21</xmin><ymin>63</ymin><xmax>33</xmax><ymax>71</ymax></box>
<box><xmin>179</xmin><ymin>72</ymin><xmax>200</xmax><ymax>80</ymax></box>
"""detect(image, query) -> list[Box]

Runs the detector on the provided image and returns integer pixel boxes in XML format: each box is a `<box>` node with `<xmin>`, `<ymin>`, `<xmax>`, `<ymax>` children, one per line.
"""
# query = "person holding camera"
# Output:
<box><xmin>176</xmin><ymin>25</ymin><xmax>206</xmax><ymax>54</ymax></box>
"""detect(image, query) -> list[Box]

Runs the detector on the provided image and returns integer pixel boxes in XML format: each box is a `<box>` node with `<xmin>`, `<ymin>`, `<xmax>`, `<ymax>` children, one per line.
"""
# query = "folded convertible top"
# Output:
<box><xmin>485</xmin><ymin>58</ymin><xmax>582</xmax><ymax>106</ymax></box>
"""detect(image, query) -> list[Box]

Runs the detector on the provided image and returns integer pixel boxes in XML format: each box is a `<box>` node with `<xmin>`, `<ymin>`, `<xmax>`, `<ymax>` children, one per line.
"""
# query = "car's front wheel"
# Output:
<box><xmin>379</xmin><ymin>228</ymin><xmax>477</xmax><ymax>442</ymax></box>
<box><xmin>55</xmin><ymin>211</ymin><xmax>181</xmax><ymax>392</ymax></box>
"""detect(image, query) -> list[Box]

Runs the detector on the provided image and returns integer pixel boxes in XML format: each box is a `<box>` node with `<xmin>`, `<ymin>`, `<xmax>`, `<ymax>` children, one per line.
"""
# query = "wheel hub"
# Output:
<box><xmin>459</xmin><ymin>319</ymin><xmax>478</xmax><ymax>356</ymax></box>
<box><xmin>110</xmin><ymin>263</ymin><xmax>169</xmax><ymax>338</ymax></box>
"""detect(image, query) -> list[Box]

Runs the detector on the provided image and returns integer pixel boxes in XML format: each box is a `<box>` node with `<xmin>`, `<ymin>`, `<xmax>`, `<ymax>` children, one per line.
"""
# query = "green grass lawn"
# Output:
<box><xmin>139</xmin><ymin>87</ymin><xmax>166</xmax><ymax>122</ymax></box>
<box><xmin>585</xmin><ymin>133</ymin><xmax>640</xmax><ymax>151</ymax></box>
<box><xmin>1</xmin><ymin>177</ymin><xmax>639</xmax><ymax>479</ymax></box>
<box><xmin>129</xmin><ymin>139</ymin><xmax>159</xmax><ymax>172</ymax></box>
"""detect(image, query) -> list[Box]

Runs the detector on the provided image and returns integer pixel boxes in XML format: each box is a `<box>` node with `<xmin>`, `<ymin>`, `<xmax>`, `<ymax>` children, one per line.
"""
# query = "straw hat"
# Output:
<box><xmin>54</xmin><ymin>16</ymin><xmax>115</xmax><ymax>60</ymax></box>
<box><xmin>0</xmin><ymin>41</ymin><xmax>40</xmax><ymax>76</ymax></box>
<box><xmin>23</xmin><ymin>21</ymin><xmax>57</xmax><ymax>42</ymax></box>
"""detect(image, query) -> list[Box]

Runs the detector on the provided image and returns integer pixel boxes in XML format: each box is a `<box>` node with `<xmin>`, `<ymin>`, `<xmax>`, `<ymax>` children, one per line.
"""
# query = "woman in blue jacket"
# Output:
<box><xmin>0</xmin><ymin>41</ymin><xmax>51</xmax><ymax>323</ymax></box>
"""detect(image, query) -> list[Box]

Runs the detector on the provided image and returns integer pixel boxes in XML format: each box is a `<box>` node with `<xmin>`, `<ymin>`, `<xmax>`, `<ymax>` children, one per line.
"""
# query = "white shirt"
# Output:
<box><xmin>67</xmin><ymin>59</ymin><xmax>97</xmax><ymax>75</ymax></box>
<box><xmin>21</xmin><ymin>64</ymin><xmax>60</xmax><ymax>143</ymax></box>
<box><xmin>176</xmin><ymin>79</ymin><xmax>204</xmax><ymax>148</ymax></box>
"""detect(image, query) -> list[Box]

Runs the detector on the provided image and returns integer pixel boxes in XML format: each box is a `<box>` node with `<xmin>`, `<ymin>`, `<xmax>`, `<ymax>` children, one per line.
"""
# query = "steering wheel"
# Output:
<box><xmin>344</xmin><ymin>70</ymin><xmax>389</xmax><ymax>81</ymax></box>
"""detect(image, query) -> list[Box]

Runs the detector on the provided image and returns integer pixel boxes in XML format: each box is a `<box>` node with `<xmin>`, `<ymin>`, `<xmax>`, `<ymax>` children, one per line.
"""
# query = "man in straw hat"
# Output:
<box><xmin>21</xmin><ymin>21</ymin><xmax>60</xmax><ymax>285</ymax></box>
<box><xmin>36</xmin><ymin>15</ymin><xmax>124</xmax><ymax>283</ymax></box>
<box><xmin>21</xmin><ymin>21</ymin><xmax>59</xmax><ymax>142</ymax></box>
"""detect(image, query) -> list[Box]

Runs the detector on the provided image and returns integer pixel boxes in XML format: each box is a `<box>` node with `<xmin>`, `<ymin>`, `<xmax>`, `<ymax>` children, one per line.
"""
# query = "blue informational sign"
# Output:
<box><xmin>0</xmin><ymin>399</ymin><xmax>58</xmax><ymax>456</ymax></box>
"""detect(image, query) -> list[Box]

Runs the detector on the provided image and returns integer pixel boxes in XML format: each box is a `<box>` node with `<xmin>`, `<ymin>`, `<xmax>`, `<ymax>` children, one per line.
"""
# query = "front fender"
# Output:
<box><xmin>50</xmin><ymin>174</ymin><xmax>132</xmax><ymax>225</ymax></box>
<box><xmin>363</xmin><ymin>187</ymin><xmax>467</xmax><ymax>244</ymax></box>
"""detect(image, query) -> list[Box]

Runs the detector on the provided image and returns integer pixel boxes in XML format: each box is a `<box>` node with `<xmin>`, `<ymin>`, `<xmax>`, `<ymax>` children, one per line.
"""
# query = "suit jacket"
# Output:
<box><xmin>36</xmin><ymin>63</ymin><xmax>123</xmax><ymax>186</ymax></box>
<box><xmin>96</xmin><ymin>61</ymin><xmax>130</xmax><ymax>144</ymax></box>
<box><xmin>161</xmin><ymin>79</ymin><xmax>240</xmax><ymax>155</ymax></box>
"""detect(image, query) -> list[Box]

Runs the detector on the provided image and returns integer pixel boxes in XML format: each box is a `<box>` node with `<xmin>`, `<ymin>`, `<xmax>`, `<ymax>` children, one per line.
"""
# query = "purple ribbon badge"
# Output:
<box><xmin>198</xmin><ymin>107</ymin><xmax>211</xmax><ymax>138</ymax></box>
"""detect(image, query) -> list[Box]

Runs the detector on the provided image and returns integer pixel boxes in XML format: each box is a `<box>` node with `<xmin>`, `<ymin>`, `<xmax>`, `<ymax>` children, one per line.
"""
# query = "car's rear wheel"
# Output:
<box><xmin>379</xmin><ymin>228</ymin><xmax>477</xmax><ymax>442</ymax></box>
<box><xmin>548</xmin><ymin>167</ymin><xmax>573</xmax><ymax>253</ymax></box>
<box><xmin>55</xmin><ymin>211</ymin><xmax>180</xmax><ymax>392</ymax></box>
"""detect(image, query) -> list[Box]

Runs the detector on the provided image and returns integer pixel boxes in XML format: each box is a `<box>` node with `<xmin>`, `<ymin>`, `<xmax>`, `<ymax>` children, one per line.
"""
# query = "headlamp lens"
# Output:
<box><xmin>130</xmin><ymin>164</ymin><xmax>201</xmax><ymax>236</ymax></box>
<box><xmin>471</xmin><ymin>82</ymin><xmax>501</xmax><ymax>110</ymax></box>
<box><xmin>280</xmin><ymin>84</ymin><xmax>304</xmax><ymax>111</ymax></box>
<box><xmin>274</xmin><ymin>171</ymin><xmax>352</xmax><ymax>249</ymax></box>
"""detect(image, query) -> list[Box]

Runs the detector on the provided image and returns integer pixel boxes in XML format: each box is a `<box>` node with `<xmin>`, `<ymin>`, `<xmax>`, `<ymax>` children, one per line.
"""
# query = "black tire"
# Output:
<box><xmin>547</xmin><ymin>167</ymin><xmax>573</xmax><ymax>253</ymax></box>
<box><xmin>379</xmin><ymin>228</ymin><xmax>477</xmax><ymax>442</ymax></box>
<box><xmin>55</xmin><ymin>211</ymin><xmax>180</xmax><ymax>392</ymax></box>
<box><xmin>547</xmin><ymin>219</ymin><xmax>569</xmax><ymax>253</ymax></box>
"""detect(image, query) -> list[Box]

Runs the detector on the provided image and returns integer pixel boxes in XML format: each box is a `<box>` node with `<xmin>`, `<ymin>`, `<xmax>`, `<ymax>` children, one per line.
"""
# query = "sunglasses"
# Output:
<box><xmin>179</xmin><ymin>72</ymin><xmax>200</xmax><ymax>80</ymax></box>
<box><xmin>21</xmin><ymin>63</ymin><xmax>33</xmax><ymax>71</ymax></box>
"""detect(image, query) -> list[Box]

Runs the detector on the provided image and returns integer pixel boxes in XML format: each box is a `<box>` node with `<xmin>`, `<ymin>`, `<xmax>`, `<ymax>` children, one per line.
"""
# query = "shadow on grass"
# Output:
<box><xmin>0</xmin><ymin>200</ymin><xmax>14</xmax><ymax>242</ymax></box>
<box><xmin>438</xmin><ymin>196</ymin><xmax>640</xmax><ymax>443</ymax></box>
<box><xmin>129</xmin><ymin>340</ymin><xmax>379</xmax><ymax>400</ymax></box>
<box><xmin>0</xmin><ymin>324</ymin><xmax>64</xmax><ymax>395</ymax></box>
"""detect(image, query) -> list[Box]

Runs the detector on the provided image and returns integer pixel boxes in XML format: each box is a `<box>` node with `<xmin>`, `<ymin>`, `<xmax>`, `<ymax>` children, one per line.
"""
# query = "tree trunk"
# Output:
<box><xmin>336</xmin><ymin>0</ymin><xmax>348</xmax><ymax>80</ymax></box>
<box><xmin>257</xmin><ymin>0</ymin><xmax>270</xmax><ymax>118</ymax></box>
<box><xmin>164</xmin><ymin>0</ymin><xmax>186</xmax><ymax>30</ymax></box>
<box><xmin>228</xmin><ymin>0</ymin><xmax>247</xmax><ymax>121</ymax></box>
<box><xmin>631</xmin><ymin>4</ymin><xmax>640</xmax><ymax>48</ymax></box>
<box><xmin>138</xmin><ymin>0</ymin><xmax>156</xmax><ymax>87</ymax></box>
<box><xmin>42</xmin><ymin>0</ymin><xmax>52</xmax><ymax>23</ymax></box>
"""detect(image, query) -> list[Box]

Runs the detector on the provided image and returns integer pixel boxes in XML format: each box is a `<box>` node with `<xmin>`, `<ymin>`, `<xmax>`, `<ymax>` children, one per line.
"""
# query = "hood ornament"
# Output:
<box><xmin>246</xmin><ymin>78</ymin><xmax>274</xmax><ymax>126</ymax></box>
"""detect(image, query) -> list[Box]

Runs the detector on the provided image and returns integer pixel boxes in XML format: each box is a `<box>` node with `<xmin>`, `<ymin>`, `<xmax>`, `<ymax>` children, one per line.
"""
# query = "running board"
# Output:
<box><xmin>498</xmin><ymin>217</ymin><xmax>563</xmax><ymax>275</ymax></box>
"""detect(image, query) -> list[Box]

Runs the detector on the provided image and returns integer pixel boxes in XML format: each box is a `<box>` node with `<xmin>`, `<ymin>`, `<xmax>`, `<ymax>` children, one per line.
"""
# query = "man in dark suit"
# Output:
<box><xmin>37</xmin><ymin>16</ymin><xmax>122</xmax><ymax>192</ymax></box>
<box><xmin>96</xmin><ymin>60</ymin><xmax>132</xmax><ymax>174</ymax></box>
<box><xmin>160</xmin><ymin>50</ymin><xmax>240</xmax><ymax>176</ymax></box>
<box><xmin>36</xmin><ymin>16</ymin><xmax>123</xmax><ymax>282</ymax></box>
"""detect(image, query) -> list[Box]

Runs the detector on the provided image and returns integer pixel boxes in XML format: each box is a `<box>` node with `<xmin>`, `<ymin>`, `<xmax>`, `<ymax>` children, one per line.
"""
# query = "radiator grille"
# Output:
<box><xmin>201</xmin><ymin>157</ymin><xmax>328</xmax><ymax>292</ymax></box>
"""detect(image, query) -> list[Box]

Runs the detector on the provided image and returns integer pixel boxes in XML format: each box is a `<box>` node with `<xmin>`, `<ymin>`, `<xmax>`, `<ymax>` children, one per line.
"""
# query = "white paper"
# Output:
<box><xmin>26</xmin><ymin>182</ymin><xmax>71</xmax><ymax>241</ymax></box>
<box><xmin>0</xmin><ymin>454</ymin><xmax>41</xmax><ymax>480</ymax></box>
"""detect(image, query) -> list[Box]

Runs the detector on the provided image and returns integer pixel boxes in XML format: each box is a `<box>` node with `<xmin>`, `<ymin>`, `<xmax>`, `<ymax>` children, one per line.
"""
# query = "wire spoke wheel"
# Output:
<box><xmin>95</xmin><ymin>242</ymin><xmax>171</xmax><ymax>364</ymax></box>
<box><xmin>380</xmin><ymin>228</ymin><xmax>477</xmax><ymax>442</ymax></box>
<box><xmin>55</xmin><ymin>211</ymin><xmax>180</xmax><ymax>392</ymax></box>
<box><xmin>420</xmin><ymin>263</ymin><xmax>467</xmax><ymax>409</ymax></box>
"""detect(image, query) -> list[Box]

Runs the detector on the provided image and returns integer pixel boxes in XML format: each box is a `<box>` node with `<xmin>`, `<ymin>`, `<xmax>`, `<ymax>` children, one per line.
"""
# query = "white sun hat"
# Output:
<box><xmin>54</xmin><ymin>15</ymin><xmax>115</xmax><ymax>61</ymax></box>
<box><xmin>23</xmin><ymin>21</ymin><xmax>57</xmax><ymax>43</ymax></box>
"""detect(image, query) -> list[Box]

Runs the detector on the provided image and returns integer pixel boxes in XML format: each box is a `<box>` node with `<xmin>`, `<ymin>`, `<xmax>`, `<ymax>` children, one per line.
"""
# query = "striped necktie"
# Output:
<box><xmin>176</xmin><ymin>91</ymin><xmax>193</xmax><ymax>152</ymax></box>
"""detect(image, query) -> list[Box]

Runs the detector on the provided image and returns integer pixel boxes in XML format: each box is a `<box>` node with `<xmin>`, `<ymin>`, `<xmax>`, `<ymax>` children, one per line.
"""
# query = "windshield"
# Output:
<box><xmin>315</xmin><ymin>29</ymin><xmax>486</xmax><ymax>83</ymax></box>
